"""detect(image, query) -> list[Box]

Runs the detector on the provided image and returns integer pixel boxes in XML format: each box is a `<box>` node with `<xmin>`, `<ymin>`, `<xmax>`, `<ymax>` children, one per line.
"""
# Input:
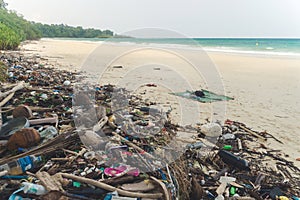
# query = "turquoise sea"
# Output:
<box><xmin>57</xmin><ymin>38</ymin><xmax>300</xmax><ymax>57</ymax></box>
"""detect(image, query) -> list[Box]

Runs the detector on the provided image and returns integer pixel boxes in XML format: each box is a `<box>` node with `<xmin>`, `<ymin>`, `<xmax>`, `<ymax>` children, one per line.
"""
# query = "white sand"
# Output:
<box><xmin>21</xmin><ymin>38</ymin><xmax>300</xmax><ymax>167</ymax></box>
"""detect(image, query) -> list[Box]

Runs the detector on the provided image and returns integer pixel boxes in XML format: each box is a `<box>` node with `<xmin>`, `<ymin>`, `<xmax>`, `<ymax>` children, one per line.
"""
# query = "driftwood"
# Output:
<box><xmin>102</xmin><ymin>175</ymin><xmax>144</xmax><ymax>186</ymax></box>
<box><xmin>0</xmin><ymin>92</ymin><xmax>14</xmax><ymax>107</ymax></box>
<box><xmin>29</xmin><ymin>115</ymin><xmax>58</xmax><ymax>127</ymax></box>
<box><xmin>36</xmin><ymin>171</ymin><xmax>64</xmax><ymax>192</ymax></box>
<box><xmin>150</xmin><ymin>176</ymin><xmax>170</xmax><ymax>200</ymax></box>
<box><xmin>0</xmin><ymin>81</ymin><xmax>27</xmax><ymax>99</ymax></box>
<box><xmin>238</xmin><ymin>125</ymin><xmax>266</xmax><ymax>140</ymax></box>
<box><xmin>58</xmin><ymin>173</ymin><xmax>163</xmax><ymax>199</ymax></box>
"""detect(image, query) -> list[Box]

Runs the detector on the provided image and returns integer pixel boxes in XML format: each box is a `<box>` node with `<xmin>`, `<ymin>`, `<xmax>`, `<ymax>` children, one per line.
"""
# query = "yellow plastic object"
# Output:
<box><xmin>277</xmin><ymin>196</ymin><xmax>289</xmax><ymax>200</ymax></box>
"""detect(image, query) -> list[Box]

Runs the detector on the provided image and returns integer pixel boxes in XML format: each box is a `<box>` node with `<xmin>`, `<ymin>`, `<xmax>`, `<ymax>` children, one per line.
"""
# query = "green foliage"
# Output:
<box><xmin>33</xmin><ymin>23</ymin><xmax>114</xmax><ymax>38</ymax></box>
<box><xmin>0</xmin><ymin>7</ymin><xmax>41</xmax><ymax>50</ymax></box>
<box><xmin>0</xmin><ymin>22</ymin><xmax>21</xmax><ymax>50</ymax></box>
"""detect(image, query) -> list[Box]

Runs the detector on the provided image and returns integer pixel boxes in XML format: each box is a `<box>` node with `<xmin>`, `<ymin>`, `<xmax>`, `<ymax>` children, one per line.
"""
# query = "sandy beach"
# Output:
<box><xmin>21</xmin><ymin>38</ymin><xmax>300</xmax><ymax>167</ymax></box>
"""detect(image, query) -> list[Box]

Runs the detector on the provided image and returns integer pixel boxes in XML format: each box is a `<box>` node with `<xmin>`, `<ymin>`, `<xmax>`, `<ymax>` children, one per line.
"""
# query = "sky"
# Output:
<box><xmin>5</xmin><ymin>0</ymin><xmax>300</xmax><ymax>38</ymax></box>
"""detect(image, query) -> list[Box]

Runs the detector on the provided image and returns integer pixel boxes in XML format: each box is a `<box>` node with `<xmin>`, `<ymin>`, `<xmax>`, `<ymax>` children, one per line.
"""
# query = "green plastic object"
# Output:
<box><xmin>73</xmin><ymin>181</ymin><xmax>81</xmax><ymax>188</ymax></box>
<box><xmin>223</xmin><ymin>145</ymin><xmax>232</xmax><ymax>150</ymax></box>
<box><xmin>171</xmin><ymin>90</ymin><xmax>234</xmax><ymax>103</ymax></box>
<box><xmin>230</xmin><ymin>186</ymin><xmax>236</xmax><ymax>195</ymax></box>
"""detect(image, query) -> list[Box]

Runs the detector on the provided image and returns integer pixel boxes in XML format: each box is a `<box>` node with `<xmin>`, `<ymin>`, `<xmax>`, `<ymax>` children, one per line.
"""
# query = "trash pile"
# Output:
<box><xmin>0</xmin><ymin>51</ymin><xmax>299</xmax><ymax>200</ymax></box>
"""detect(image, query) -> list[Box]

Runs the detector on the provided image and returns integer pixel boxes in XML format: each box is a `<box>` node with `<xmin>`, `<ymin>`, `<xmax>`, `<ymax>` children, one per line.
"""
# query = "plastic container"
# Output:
<box><xmin>22</xmin><ymin>182</ymin><xmax>48</xmax><ymax>195</ymax></box>
<box><xmin>0</xmin><ymin>155</ymin><xmax>42</xmax><ymax>175</ymax></box>
<box><xmin>218</xmin><ymin>150</ymin><xmax>250</xmax><ymax>171</ymax></box>
<box><xmin>186</xmin><ymin>142</ymin><xmax>204</xmax><ymax>149</ymax></box>
<box><xmin>222</xmin><ymin>133</ymin><xmax>236</xmax><ymax>140</ymax></box>
<box><xmin>219</xmin><ymin>176</ymin><xmax>236</xmax><ymax>183</ymax></box>
<box><xmin>200</xmin><ymin>123</ymin><xmax>222</xmax><ymax>137</ymax></box>
<box><xmin>223</xmin><ymin>145</ymin><xmax>232</xmax><ymax>150</ymax></box>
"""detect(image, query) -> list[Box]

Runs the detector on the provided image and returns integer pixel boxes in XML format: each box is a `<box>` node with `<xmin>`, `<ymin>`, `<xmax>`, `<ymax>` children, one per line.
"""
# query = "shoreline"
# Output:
<box><xmin>19</xmin><ymin>38</ymin><xmax>300</xmax><ymax>167</ymax></box>
<box><xmin>38</xmin><ymin>37</ymin><xmax>300</xmax><ymax>59</ymax></box>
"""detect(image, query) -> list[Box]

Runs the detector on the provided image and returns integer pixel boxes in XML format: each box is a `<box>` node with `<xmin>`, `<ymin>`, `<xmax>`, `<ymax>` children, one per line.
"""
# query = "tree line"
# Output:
<box><xmin>33</xmin><ymin>23</ymin><xmax>113</xmax><ymax>38</ymax></box>
<box><xmin>0</xmin><ymin>0</ymin><xmax>114</xmax><ymax>50</ymax></box>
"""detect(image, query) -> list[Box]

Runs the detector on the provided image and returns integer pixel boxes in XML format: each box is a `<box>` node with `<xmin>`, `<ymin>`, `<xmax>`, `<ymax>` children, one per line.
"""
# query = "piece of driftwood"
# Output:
<box><xmin>121</xmin><ymin>180</ymin><xmax>156</xmax><ymax>192</ymax></box>
<box><xmin>29</xmin><ymin>115</ymin><xmax>58</xmax><ymax>127</ymax></box>
<box><xmin>239</xmin><ymin>125</ymin><xmax>266</xmax><ymax>140</ymax></box>
<box><xmin>0</xmin><ymin>81</ymin><xmax>27</xmax><ymax>99</ymax></box>
<box><xmin>0</xmin><ymin>92</ymin><xmax>14</xmax><ymax>107</ymax></box>
<box><xmin>58</xmin><ymin>173</ymin><xmax>163</xmax><ymax>199</ymax></box>
<box><xmin>36</xmin><ymin>171</ymin><xmax>64</xmax><ymax>192</ymax></box>
<box><xmin>1</xmin><ymin>83</ymin><xmax>18</xmax><ymax>90</ymax></box>
<box><xmin>150</xmin><ymin>176</ymin><xmax>170</xmax><ymax>200</ymax></box>
<box><xmin>102</xmin><ymin>175</ymin><xmax>144</xmax><ymax>186</ymax></box>
<box><xmin>216</xmin><ymin>182</ymin><xmax>226</xmax><ymax>195</ymax></box>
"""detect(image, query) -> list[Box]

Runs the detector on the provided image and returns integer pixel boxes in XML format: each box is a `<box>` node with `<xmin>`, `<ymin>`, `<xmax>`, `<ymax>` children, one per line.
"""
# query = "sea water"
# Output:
<box><xmin>53</xmin><ymin>37</ymin><xmax>300</xmax><ymax>57</ymax></box>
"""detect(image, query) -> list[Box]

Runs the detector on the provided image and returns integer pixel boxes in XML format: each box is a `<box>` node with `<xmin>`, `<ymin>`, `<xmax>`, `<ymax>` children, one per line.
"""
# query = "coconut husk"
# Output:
<box><xmin>7</xmin><ymin>128</ymin><xmax>40</xmax><ymax>150</ymax></box>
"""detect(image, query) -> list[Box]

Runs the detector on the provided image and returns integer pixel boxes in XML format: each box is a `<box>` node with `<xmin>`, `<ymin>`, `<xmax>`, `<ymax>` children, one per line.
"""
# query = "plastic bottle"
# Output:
<box><xmin>219</xmin><ymin>176</ymin><xmax>236</xmax><ymax>183</ymax></box>
<box><xmin>0</xmin><ymin>155</ymin><xmax>42</xmax><ymax>175</ymax></box>
<box><xmin>39</xmin><ymin>126</ymin><xmax>58</xmax><ymax>142</ymax></box>
<box><xmin>218</xmin><ymin>150</ymin><xmax>250</xmax><ymax>171</ymax></box>
<box><xmin>22</xmin><ymin>182</ymin><xmax>48</xmax><ymax>195</ymax></box>
<box><xmin>222</xmin><ymin>133</ymin><xmax>236</xmax><ymax>140</ymax></box>
<box><xmin>186</xmin><ymin>142</ymin><xmax>204</xmax><ymax>149</ymax></box>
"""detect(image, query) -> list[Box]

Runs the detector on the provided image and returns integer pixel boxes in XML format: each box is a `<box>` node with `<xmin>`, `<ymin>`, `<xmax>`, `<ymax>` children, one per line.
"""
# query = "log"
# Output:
<box><xmin>58</xmin><ymin>173</ymin><xmax>163</xmax><ymax>199</ymax></box>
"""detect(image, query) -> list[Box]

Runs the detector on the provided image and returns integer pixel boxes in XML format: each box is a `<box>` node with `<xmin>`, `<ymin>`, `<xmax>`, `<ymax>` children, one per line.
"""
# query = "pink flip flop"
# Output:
<box><xmin>104</xmin><ymin>165</ymin><xmax>140</xmax><ymax>177</ymax></box>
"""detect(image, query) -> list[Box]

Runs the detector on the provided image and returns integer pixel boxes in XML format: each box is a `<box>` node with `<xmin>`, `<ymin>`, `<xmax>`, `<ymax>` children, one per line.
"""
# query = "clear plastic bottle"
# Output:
<box><xmin>22</xmin><ymin>182</ymin><xmax>48</xmax><ymax>195</ymax></box>
<box><xmin>0</xmin><ymin>155</ymin><xmax>42</xmax><ymax>175</ymax></box>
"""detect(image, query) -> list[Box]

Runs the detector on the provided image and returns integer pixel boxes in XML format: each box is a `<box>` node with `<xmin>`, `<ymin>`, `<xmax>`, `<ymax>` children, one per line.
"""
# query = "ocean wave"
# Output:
<box><xmin>109</xmin><ymin>41</ymin><xmax>300</xmax><ymax>57</ymax></box>
<box><xmin>61</xmin><ymin>38</ymin><xmax>300</xmax><ymax>58</ymax></box>
<box><xmin>265</xmin><ymin>47</ymin><xmax>274</xmax><ymax>50</ymax></box>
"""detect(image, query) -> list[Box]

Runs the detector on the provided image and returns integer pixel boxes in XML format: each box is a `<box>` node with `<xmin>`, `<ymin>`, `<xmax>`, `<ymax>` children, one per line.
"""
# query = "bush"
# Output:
<box><xmin>0</xmin><ymin>23</ymin><xmax>20</xmax><ymax>50</ymax></box>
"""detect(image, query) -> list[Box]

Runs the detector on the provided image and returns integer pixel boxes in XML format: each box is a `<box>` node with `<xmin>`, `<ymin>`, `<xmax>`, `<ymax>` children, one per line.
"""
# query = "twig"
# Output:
<box><xmin>58</xmin><ymin>173</ymin><xmax>163</xmax><ymax>199</ymax></box>
<box><xmin>239</xmin><ymin>125</ymin><xmax>266</xmax><ymax>140</ymax></box>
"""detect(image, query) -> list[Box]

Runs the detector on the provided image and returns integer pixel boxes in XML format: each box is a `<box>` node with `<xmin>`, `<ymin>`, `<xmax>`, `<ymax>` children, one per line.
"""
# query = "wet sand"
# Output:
<box><xmin>21</xmin><ymin>38</ymin><xmax>300</xmax><ymax>167</ymax></box>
